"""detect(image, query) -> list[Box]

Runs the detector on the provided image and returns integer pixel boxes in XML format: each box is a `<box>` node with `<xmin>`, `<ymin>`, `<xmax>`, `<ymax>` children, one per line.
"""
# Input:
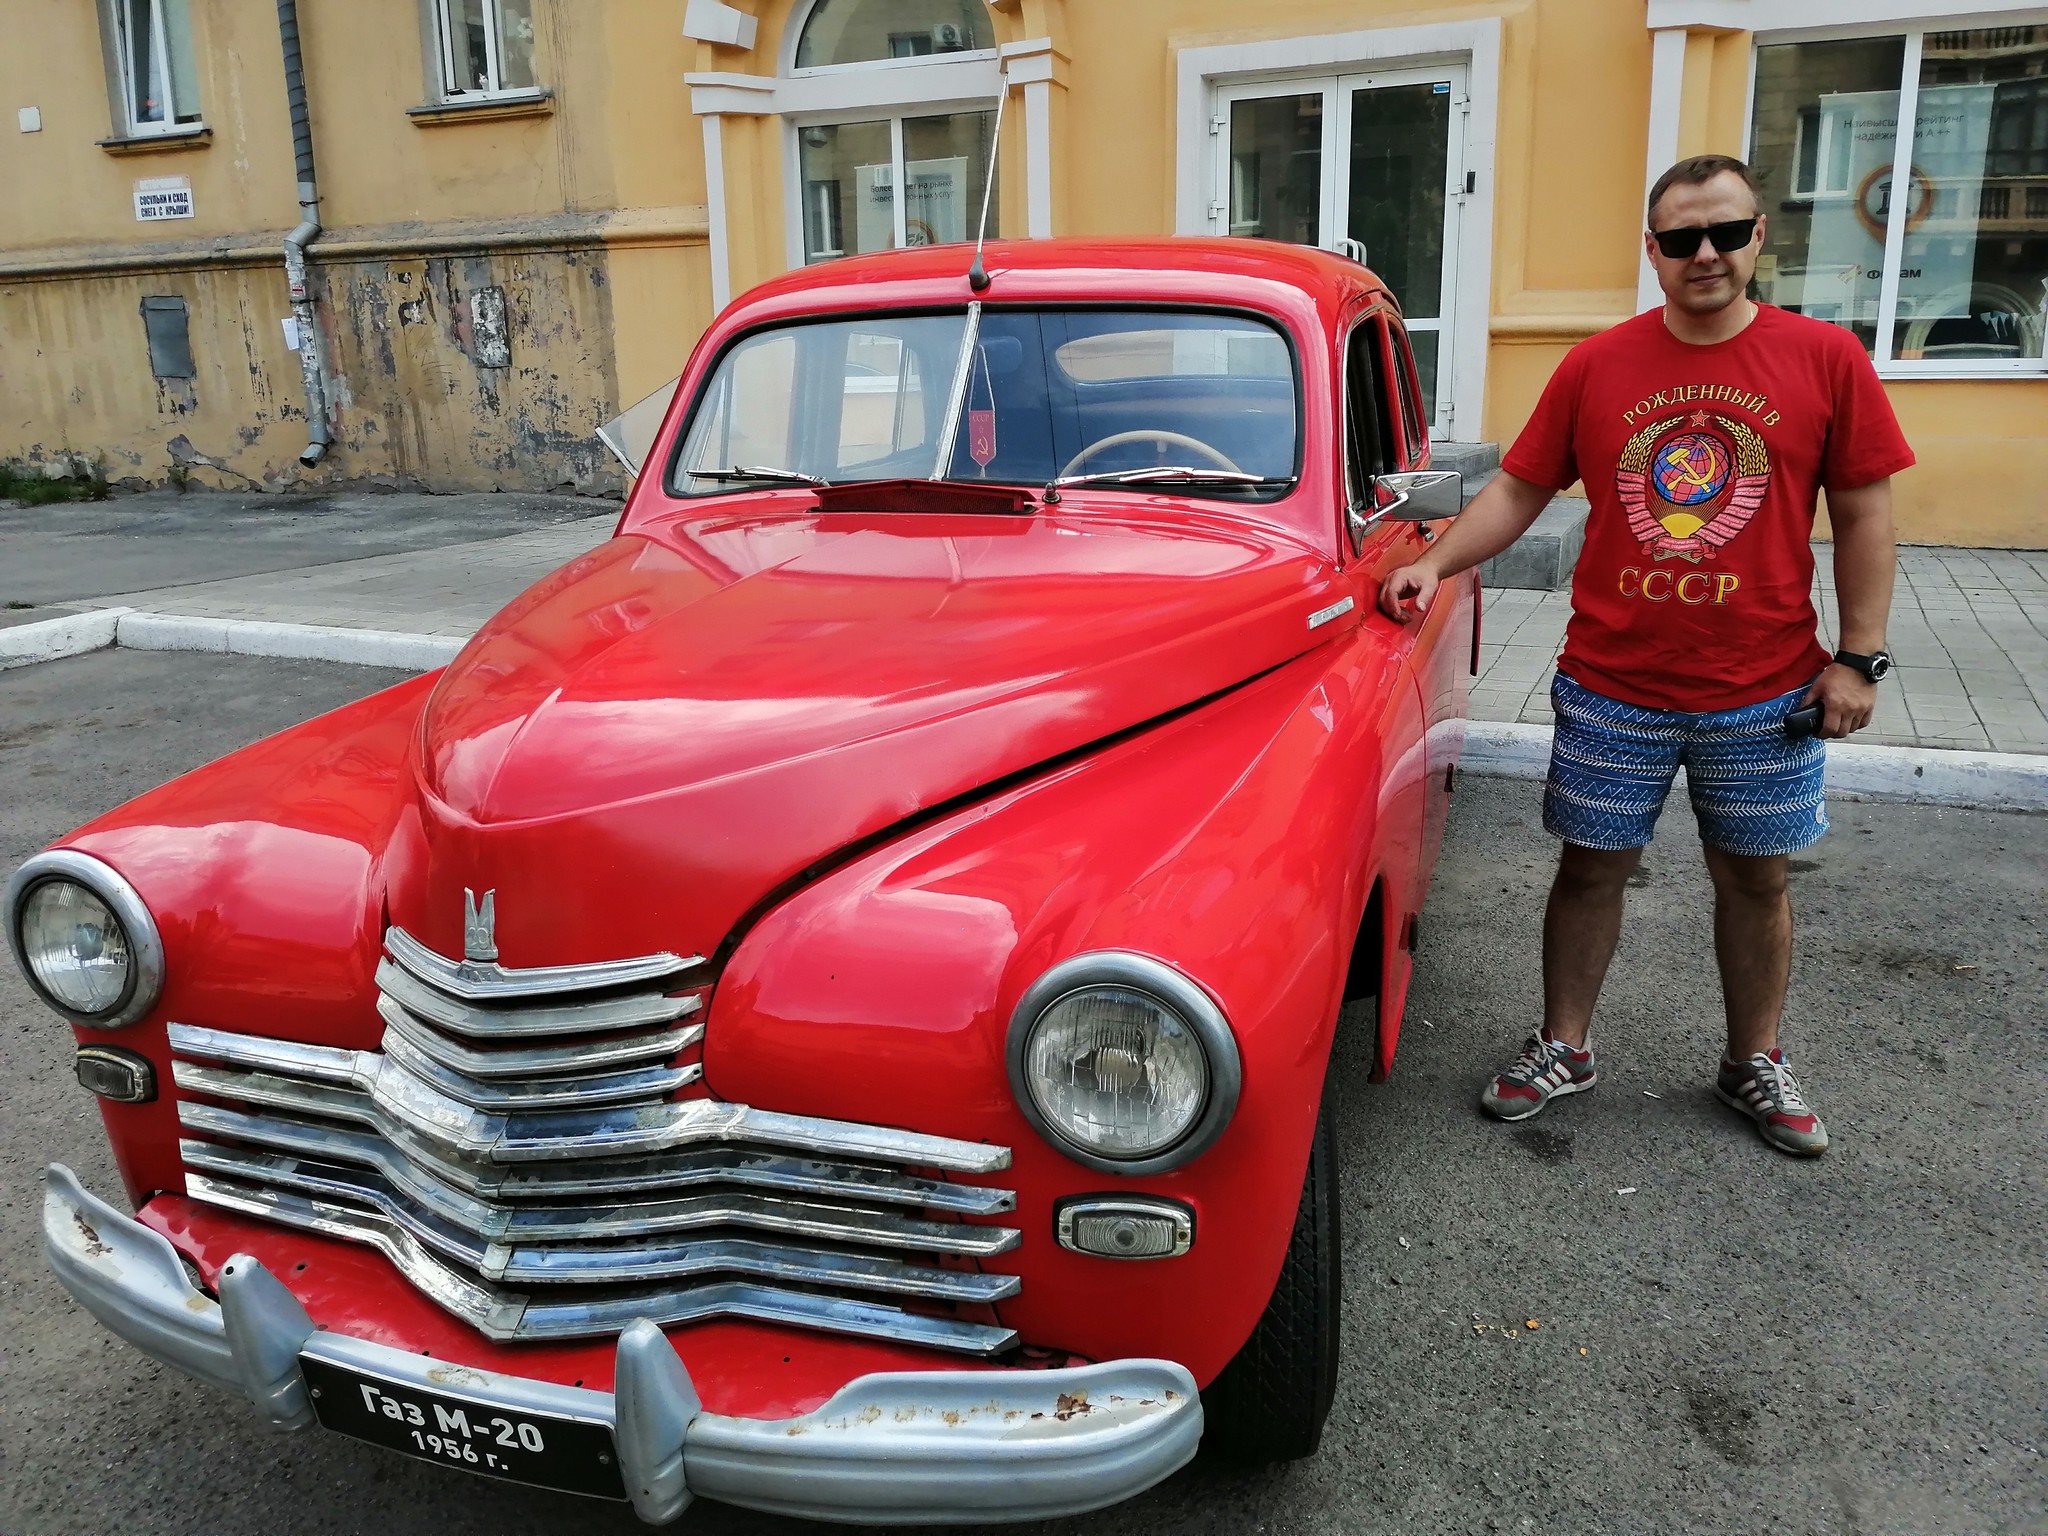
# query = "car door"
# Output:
<box><xmin>1378</xmin><ymin>313</ymin><xmax>1470</xmax><ymax>879</ymax></box>
<box><xmin>1338</xmin><ymin>305</ymin><xmax>1430</xmax><ymax>971</ymax></box>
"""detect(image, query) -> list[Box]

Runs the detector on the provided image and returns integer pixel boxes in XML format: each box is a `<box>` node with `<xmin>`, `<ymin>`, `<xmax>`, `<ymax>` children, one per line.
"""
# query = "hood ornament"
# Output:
<box><xmin>463</xmin><ymin>888</ymin><xmax>498</xmax><ymax>963</ymax></box>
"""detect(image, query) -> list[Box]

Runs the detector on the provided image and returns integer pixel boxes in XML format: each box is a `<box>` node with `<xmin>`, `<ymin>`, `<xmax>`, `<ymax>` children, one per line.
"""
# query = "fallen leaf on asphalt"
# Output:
<box><xmin>1524</xmin><ymin>1320</ymin><xmax>1540</xmax><ymax>1330</ymax></box>
<box><xmin>1616</xmin><ymin>1187</ymin><xmax>1638</xmax><ymax>1195</ymax></box>
<box><xmin>1579</xmin><ymin>1348</ymin><xmax>1590</xmax><ymax>1356</ymax></box>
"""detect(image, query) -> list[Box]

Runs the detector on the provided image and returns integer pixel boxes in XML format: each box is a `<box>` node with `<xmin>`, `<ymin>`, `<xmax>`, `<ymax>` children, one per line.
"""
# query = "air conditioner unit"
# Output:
<box><xmin>931</xmin><ymin>22</ymin><xmax>966</xmax><ymax>51</ymax></box>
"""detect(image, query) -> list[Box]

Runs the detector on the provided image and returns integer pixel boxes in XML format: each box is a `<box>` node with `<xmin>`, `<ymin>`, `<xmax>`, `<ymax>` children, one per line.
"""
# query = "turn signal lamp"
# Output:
<box><xmin>75</xmin><ymin>1045</ymin><xmax>157</xmax><ymax>1104</ymax></box>
<box><xmin>1056</xmin><ymin>1196</ymin><xmax>1195</xmax><ymax>1259</ymax></box>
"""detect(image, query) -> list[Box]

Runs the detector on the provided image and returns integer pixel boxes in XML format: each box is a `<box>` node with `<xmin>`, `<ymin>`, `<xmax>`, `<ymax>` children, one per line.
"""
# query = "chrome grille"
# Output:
<box><xmin>170</xmin><ymin>927</ymin><xmax>1020</xmax><ymax>1356</ymax></box>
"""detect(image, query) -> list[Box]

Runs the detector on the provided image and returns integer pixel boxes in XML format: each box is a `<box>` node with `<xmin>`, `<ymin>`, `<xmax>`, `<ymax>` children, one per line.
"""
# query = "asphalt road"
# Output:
<box><xmin>0</xmin><ymin>489</ymin><xmax>607</xmax><ymax>610</ymax></box>
<box><xmin>2</xmin><ymin>651</ymin><xmax>2043</xmax><ymax>1536</ymax></box>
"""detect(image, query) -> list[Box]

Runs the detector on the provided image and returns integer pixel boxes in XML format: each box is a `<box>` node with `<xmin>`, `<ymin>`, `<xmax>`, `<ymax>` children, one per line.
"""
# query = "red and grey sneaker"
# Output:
<box><xmin>1716</xmin><ymin>1048</ymin><xmax>1830</xmax><ymax>1157</ymax></box>
<box><xmin>1479</xmin><ymin>1030</ymin><xmax>1597</xmax><ymax>1121</ymax></box>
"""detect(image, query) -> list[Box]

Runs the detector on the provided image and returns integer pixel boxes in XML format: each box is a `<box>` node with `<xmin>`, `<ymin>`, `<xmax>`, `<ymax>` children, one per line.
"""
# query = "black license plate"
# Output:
<box><xmin>300</xmin><ymin>1353</ymin><xmax>625</xmax><ymax>1501</ymax></box>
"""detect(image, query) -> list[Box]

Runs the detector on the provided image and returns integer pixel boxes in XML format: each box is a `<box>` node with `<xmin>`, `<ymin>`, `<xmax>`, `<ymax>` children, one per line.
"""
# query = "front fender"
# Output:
<box><xmin>45</xmin><ymin>672</ymin><xmax>436</xmax><ymax>1204</ymax></box>
<box><xmin>704</xmin><ymin>632</ymin><xmax>1428</xmax><ymax>1386</ymax></box>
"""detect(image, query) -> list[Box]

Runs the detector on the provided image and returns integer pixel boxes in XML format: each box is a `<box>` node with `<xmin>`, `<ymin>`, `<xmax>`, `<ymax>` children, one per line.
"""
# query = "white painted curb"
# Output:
<box><xmin>1462</xmin><ymin>720</ymin><xmax>2048</xmax><ymax>814</ymax></box>
<box><xmin>114</xmin><ymin>612</ymin><xmax>463</xmax><ymax>672</ymax></box>
<box><xmin>0</xmin><ymin>607</ymin><xmax>129</xmax><ymax>670</ymax></box>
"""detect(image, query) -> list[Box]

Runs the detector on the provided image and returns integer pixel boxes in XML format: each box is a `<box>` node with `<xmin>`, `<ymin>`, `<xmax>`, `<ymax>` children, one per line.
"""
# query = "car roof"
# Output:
<box><xmin>728</xmin><ymin>237</ymin><xmax>1390</xmax><ymax>326</ymax></box>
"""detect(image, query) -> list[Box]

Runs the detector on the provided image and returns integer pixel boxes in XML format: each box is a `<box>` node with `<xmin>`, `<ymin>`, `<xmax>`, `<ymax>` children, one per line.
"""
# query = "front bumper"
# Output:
<box><xmin>42</xmin><ymin>1164</ymin><xmax>1202</xmax><ymax>1524</ymax></box>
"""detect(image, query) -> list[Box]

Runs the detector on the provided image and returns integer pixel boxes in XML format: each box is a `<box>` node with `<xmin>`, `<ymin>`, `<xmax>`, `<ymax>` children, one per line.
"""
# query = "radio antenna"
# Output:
<box><xmin>966</xmin><ymin>72</ymin><xmax>1007</xmax><ymax>292</ymax></box>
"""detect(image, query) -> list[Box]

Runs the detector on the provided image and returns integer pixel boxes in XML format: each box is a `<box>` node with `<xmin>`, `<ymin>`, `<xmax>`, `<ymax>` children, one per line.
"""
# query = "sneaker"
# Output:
<box><xmin>1716</xmin><ymin>1048</ymin><xmax>1830</xmax><ymax>1157</ymax></box>
<box><xmin>1479</xmin><ymin>1030</ymin><xmax>1598</xmax><ymax>1121</ymax></box>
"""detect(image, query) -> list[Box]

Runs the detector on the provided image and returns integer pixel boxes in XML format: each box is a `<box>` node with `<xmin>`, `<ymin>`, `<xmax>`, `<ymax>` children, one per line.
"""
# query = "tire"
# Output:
<box><xmin>1199</xmin><ymin>1088</ymin><xmax>1342</xmax><ymax>1463</ymax></box>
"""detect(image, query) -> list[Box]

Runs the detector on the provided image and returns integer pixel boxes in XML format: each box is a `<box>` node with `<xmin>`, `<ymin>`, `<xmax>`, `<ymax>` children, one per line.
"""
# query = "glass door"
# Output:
<box><xmin>1338</xmin><ymin>70</ymin><xmax>1461</xmax><ymax>436</ymax></box>
<box><xmin>1218</xmin><ymin>67</ymin><xmax>1467</xmax><ymax>437</ymax></box>
<box><xmin>1220</xmin><ymin>87</ymin><xmax>1334</xmax><ymax>246</ymax></box>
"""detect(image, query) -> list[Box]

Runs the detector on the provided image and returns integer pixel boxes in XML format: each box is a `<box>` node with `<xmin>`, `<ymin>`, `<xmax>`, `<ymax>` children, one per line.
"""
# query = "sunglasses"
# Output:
<box><xmin>1650</xmin><ymin>218</ymin><xmax>1758</xmax><ymax>260</ymax></box>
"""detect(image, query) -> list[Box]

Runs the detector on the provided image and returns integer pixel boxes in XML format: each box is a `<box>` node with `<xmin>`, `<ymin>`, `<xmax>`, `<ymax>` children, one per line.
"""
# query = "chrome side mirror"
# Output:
<box><xmin>1370</xmin><ymin>469</ymin><xmax>1463</xmax><ymax>522</ymax></box>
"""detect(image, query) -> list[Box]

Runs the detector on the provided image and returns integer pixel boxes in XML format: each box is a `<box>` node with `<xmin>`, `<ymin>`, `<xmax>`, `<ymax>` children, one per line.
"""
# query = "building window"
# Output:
<box><xmin>432</xmin><ymin>0</ymin><xmax>537</xmax><ymax>98</ymax></box>
<box><xmin>797</xmin><ymin>111</ymin><xmax>997</xmax><ymax>262</ymax></box>
<box><xmin>794</xmin><ymin>0</ymin><xmax>990</xmax><ymax>70</ymax></box>
<box><xmin>108</xmin><ymin>0</ymin><xmax>202</xmax><ymax>134</ymax></box>
<box><xmin>1749</xmin><ymin>24</ymin><xmax>2048</xmax><ymax>371</ymax></box>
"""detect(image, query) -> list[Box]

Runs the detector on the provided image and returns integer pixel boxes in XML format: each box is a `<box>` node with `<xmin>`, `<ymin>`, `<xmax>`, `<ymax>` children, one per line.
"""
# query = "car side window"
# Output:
<box><xmin>1343</xmin><ymin>318</ymin><xmax>1392</xmax><ymax>512</ymax></box>
<box><xmin>1385</xmin><ymin>320</ymin><xmax>1427</xmax><ymax>465</ymax></box>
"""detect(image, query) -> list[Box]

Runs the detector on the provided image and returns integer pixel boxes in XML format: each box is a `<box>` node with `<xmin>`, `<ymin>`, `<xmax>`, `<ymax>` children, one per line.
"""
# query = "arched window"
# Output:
<box><xmin>785</xmin><ymin>0</ymin><xmax>1000</xmax><ymax>264</ymax></box>
<box><xmin>794</xmin><ymin>0</ymin><xmax>993</xmax><ymax>70</ymax></box>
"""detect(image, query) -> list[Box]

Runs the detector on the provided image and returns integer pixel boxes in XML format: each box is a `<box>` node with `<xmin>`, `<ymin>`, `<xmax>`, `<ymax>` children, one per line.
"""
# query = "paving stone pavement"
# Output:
<box><xmin>1474</xmin><ymin>546</ymin><xmax>2048</xmax><ymax>756</ymax></box>
<box><xmin>66</xmin><ymin>503</ymin><xmax>2048</xmax><ymax>757</ymax></box>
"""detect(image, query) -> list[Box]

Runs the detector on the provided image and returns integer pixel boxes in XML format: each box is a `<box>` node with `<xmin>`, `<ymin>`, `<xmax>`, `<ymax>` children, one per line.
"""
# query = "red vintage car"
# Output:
<box><xmin>13</xmin><ymin>238</ymin><xmax>1474</xmax><ymax>1524</ymax></box>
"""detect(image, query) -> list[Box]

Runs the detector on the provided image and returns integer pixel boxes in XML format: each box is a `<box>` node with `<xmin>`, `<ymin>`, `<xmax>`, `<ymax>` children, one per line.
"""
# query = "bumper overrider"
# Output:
<box><xmin>42</xmin><ymin>1163</ymin><xmax>1202</xmax><ymax>1525</ymax></box>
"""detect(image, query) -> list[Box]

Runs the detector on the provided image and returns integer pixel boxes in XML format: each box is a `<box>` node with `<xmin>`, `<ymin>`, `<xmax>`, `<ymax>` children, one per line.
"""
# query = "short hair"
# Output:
<box><xmin>1647</xmin><ymin>155</ymin><xmax>1760</xmax><ymax>226</ymax></box>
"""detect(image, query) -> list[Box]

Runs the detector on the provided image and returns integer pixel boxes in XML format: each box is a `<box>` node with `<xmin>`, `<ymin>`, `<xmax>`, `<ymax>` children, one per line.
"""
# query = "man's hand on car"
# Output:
<box><xmin>1802</xmin><ymin>663</ymin><xmax>1877</xmax><ymax>738</ymax></box>
<box><xmin>1378</xmin><ymin>561</ymin><xmax>1441</xmax><ymax>623</ymax></box>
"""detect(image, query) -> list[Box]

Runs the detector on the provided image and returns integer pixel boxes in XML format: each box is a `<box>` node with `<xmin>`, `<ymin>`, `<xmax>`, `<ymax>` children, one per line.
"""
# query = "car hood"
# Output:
<box><xmin>396</xmin><ymin>506</ymin><xmax>1346</xmax><ymax>961</ymax></box>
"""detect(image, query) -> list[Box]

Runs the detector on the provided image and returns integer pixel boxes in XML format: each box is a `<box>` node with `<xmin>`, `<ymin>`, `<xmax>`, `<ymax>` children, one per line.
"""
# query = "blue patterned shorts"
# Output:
<box><xmin>1544</xmin><ymin>671</ymin><xmax>1828</xmax><ymax>857</ymax></box>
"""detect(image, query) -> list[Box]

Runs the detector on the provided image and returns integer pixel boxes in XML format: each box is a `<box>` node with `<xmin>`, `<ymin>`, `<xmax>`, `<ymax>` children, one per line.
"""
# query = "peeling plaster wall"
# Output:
<box><xmin>0</xmin><ymin>245</ymin><xmax>622</xmax><ymax>494</ymax></box>
<box><xmin>317</xmin><ymin>248</ymin><xmax>620</xmax><ymax>492</ymax></box>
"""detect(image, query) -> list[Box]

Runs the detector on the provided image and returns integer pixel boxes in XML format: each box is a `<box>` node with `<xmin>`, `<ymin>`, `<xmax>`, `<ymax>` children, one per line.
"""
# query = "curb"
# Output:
<box><xmin>0</xmin><ymin>608</ymin><xmax>461</xmax><ymax>674</ymax></box>
<box><xmin>114</xmin><ymin>612</ymin><xmax>464</xmax><ymax>671</ymax></box>
<box><xmin>0</xmin><ymin>608</ymin><xmax>130</xmax><ymax>670</ymax></box>
<box><xmin>1462</xmin><ymin>720</ymin><xmax>2048</xmax><ymax>814</ymax></box>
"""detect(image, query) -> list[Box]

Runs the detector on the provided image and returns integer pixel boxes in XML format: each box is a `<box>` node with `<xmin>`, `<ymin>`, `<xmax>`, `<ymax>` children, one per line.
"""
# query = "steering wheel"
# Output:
<box><xmin>1058</xmin><ymin>430</ymin><xmax>1244</xmax><ymax>479</ymax></box>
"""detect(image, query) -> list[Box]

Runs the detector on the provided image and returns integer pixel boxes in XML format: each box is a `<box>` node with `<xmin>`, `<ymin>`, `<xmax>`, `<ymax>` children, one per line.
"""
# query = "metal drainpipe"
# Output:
<box><xmin>275</xmin><ymin>0</ymin><xmax>332</xmax><ymax>466</ymax></box>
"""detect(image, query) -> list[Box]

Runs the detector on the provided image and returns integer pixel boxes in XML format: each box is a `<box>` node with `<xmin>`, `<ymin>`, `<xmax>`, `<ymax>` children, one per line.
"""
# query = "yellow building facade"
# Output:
<box><xmin>3</xmin><ymin>0</ymin><xmax>2042</xmax><ymax>543</ymax></box>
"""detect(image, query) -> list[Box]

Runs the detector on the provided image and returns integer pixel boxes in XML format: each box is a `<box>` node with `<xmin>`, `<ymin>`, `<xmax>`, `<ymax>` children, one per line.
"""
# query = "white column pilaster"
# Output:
<box><xmin>1639</xmin><ymin>26</ymin><xmax>1690</xmax><ymax>314</ymax></box>
<box><xmin>687</xmin><ymin>73</ymin><xmax>777</xmax><ymax>312</ymax></box>
<box><xmin>1001</xmin><ymin>39</ymin><xmax>1061</xmax><ymax>239</ymax></box>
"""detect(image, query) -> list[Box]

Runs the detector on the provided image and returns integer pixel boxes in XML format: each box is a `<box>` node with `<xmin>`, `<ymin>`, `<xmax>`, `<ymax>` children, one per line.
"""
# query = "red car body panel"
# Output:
<box><xmin>42</xmin><ymin>238</ymin><xmax>1473</xmax><ymax>1425</ymax></box>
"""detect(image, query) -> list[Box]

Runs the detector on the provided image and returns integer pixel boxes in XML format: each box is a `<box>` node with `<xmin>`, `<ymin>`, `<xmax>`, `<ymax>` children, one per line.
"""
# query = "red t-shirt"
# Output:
<box><xmin>1502</xmin><ymin>304</ymin><xmax>1915</xmax><ymax>712</ymax></box>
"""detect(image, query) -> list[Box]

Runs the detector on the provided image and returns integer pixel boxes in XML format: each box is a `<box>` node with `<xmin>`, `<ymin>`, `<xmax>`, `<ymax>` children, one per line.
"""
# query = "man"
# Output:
<box><xmin>1379</xmin><ymin>154</ymin><xmax>1913</xmax><ymax>1157</ymax></box>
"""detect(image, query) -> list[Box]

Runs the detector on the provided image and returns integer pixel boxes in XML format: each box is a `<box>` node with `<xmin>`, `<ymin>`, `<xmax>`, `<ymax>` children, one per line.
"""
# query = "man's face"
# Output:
<box><xmin>1644</xmin><ymin>171</ymin><xmax>1764</xmax><ymax>315</ymax></box>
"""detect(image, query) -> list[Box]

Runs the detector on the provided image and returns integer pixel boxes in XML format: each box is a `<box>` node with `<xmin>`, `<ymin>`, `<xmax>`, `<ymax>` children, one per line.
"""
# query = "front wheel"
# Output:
<box><xmin>1200</xmin><ymin>1088</ymin><xmax>1342</xmax><ymax>1462</ymax></box>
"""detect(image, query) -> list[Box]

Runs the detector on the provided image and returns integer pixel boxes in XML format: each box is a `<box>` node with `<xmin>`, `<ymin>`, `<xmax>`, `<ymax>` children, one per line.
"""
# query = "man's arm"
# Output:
<box><xmin>1804</xmin><ymin>476</ymin><xmax>1897</xmax><ymax>738</ymax></box>
<box><xmin>1377</xmin><ymin>470</ymin><xmax>1558</xmax><ymax>622</ymax></box>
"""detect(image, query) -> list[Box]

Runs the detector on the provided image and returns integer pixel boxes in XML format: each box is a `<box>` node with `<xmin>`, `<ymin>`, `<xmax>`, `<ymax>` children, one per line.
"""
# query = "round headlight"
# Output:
<box><xmin>5</xmin><ymin>851</ymin><xmax>164</xmax><ymax>1028</ymax></box>
<box><xmin>1007</xmin><ymin>952</ymin><xmax>1241</xmax><ymax>1174</ymax></box>
<box><xmin>20</xmin><ymin>881</ymin><xmax>133</xmax><ymax>1014</ymax></box>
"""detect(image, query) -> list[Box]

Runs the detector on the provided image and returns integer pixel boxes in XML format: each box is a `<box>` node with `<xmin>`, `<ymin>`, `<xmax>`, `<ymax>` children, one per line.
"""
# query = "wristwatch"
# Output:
<box><xmin>1833</xmin><ymin>647</ymin><xmax>1894</xmax><ymax>682</ymax></box>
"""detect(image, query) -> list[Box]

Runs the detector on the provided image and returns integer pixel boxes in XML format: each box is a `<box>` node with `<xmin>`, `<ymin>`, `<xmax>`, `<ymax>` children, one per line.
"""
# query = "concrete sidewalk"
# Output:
<box><xmin>1475</xmin><ymin>546</ymin><xmax>2048</xmax><ymax>755</ymax></box>
<box><xmin>76</xmin><ymin>510</ymin><xmax>618</xmax><ymax>639</ymax></box>
<box><xmin>15</xmin><ymin>491</ymin><xmax>2042</xmax><ymax>757</ymax></box>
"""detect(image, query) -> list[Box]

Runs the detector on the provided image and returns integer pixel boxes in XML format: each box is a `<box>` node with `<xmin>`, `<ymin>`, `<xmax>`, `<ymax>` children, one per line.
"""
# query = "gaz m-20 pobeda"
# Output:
<box><xmin>12</xmin><ymin>238</ymin><xmax>1474</xmax><ymax>1524</ymax></box>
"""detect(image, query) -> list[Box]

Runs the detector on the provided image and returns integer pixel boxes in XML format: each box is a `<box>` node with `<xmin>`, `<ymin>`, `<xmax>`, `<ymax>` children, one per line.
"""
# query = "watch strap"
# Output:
<box><xmin>1833</xmin><ymin>648</ymin><xmax>1891</xmax><ymax>681</ymax></box>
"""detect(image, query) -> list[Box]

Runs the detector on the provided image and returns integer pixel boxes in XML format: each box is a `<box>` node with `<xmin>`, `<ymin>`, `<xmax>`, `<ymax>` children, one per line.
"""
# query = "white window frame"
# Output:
<box><xmin>429</xmin><ymin>0</ymin><xmax>544</xmax><ymax>102</ymax></box>
<box><xmin>1740</xmin><ymin>9</ymin><xmax>2048</xmax><ymax>378</ymax></box>
<box><xmin>776</xmin><ymin>1</ymin><xmax>1003</xmax><ymax>271</ymax></box>
<box><xmin>689</xmin><ymin>0</ymin><xmax>1058</xmax><ymax>309</ymax></box>
<box><xmin>786</xmin><ymin>104</ymin><xmax>1001</xmax><ymax>267</ymax></box>
<box><xmin>1790</xmin><ymin>98</ymin><xmax>1861</xmax><ymax>197</ymax></box>
<box><xmin>1173</xmin><ymin>19</ymin><xmax>1502</xmax><ymax>444</ymax></box>
<box><xmin>106</xmin><ymin>0</ymin><xmax>203</xmax><ymax>138</ymax></box>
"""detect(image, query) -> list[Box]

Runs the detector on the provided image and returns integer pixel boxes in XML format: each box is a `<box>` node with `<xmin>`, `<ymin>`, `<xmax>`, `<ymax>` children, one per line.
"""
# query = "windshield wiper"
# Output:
<box><xmin>689</xmin><ymin>465</ymin><xmax>830</xmax><ymax>487</ymax></box>
<box><xmin>1042</xmin><ymin>465</ymin><xmax>1294</xmax><ymax>501</ymax></box>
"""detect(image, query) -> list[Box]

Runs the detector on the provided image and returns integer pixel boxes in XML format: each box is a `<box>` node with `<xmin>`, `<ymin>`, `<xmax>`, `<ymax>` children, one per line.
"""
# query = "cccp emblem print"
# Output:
<box><xmin>1616</xmin><ymin>407</ymin><xmax>1772</xmax><ymax>564</ymax></box>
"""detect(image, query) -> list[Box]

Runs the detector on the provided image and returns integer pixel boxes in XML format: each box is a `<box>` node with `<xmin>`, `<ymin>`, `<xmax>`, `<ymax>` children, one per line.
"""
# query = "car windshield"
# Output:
<box><xmin>669</xmin><ymin>308</ymin><xmax>1298</xmax><ymax>499</ymax></box>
